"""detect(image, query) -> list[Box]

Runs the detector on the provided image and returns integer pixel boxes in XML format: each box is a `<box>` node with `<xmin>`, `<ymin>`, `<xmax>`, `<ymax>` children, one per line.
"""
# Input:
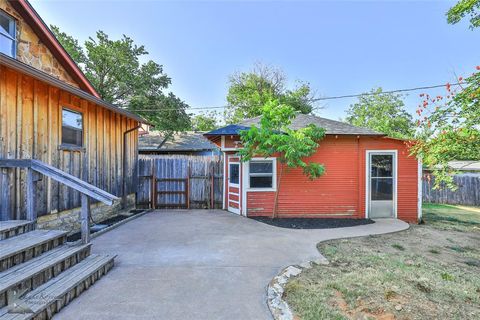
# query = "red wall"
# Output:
<box><xmin>217</xmin><ymin>135</ymin><xmax>419</xmax><ymax>223</ymax></box>
<box><xmin>358</xmin><ymin>137</ymin><xmax>419</xmax><ymax>223</ymax></box>
<box><xmin>248</xmin><ymin>136</ymin><xmax>417</xmax><ymax>222</ymax></box>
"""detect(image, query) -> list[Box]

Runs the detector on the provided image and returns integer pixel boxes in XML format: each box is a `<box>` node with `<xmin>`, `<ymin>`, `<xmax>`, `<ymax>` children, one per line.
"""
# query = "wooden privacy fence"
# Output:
<box><xmin>137</xmin><ymin>155</ymin><xmax>223</xmax><ymax>209</ymax></box>
<box><xmin>423</xmin><ymin>172</ymin><xmax>480</xmax><ymax>206</ymax></box>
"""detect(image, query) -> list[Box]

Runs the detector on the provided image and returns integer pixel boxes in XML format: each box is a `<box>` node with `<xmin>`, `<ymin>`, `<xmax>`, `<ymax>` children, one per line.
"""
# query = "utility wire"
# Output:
<box><xmin>129</xmin><ymin>81</ymin><xmax>465</xmax><ymax>112</ymax></box>
<box><xmin>309</xmin><ymin>82</ymin><xmax>464</xmax><ymax>101</ymax></box>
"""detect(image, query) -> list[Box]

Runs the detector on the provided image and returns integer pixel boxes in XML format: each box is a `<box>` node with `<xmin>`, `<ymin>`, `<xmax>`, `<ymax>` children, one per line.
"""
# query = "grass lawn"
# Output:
<box><xmin>283</xmin><ymin>204</ymin><xmax>480</xmax><ymax>320</ymax></box>
<box><xmin>422</xmin><ymin>203</ymin><xmax>480</xmax><ymax>232</ymax></box>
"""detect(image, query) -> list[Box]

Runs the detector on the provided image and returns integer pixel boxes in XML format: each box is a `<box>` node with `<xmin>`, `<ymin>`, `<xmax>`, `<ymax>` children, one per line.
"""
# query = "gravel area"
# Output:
<box><xmin>250</xmin><ymin>217</ymin><xmax>375</xmax><ymax>229</ymax></box>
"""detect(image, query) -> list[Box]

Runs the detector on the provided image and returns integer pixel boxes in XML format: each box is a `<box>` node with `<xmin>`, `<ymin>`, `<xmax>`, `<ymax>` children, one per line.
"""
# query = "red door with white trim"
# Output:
<box><xmin>227</xmin><ymin>156</ymin><xmax>241</xmax><ymax>214</ymax></box>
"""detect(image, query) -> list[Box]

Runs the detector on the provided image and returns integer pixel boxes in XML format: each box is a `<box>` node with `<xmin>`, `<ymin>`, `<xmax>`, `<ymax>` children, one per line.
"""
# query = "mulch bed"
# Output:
<box><xmin>67</xmin><ymin>209</ymin><xmax>146</xmax><ymax>242</ymax></box>
<box><xmin>251</xmin><ymin>217</ymin><xmax>375</xmax><ymax>229</ymax></box>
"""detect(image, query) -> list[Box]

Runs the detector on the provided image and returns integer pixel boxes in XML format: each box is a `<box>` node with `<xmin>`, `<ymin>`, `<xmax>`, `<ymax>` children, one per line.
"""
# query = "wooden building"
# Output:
<box><xmin>205</xmin><ymin>114</ymin><xmax>422</xmax><ymax>223</ymax></box>
<box><xmin>0</xmin><ymin>0</ymin><xmax>146</xmax><ymax>228</ymax></box>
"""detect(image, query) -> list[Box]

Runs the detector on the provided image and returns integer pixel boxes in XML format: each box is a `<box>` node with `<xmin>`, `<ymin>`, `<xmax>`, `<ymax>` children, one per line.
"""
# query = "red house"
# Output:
<box><xmin>205</xmin><ymin>114</ymin><xmax>422</xmax><ymax>223</ymax></box>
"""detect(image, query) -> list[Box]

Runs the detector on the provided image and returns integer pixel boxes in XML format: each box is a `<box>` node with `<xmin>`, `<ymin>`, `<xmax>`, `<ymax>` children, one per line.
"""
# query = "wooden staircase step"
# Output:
<box><xmin>0</xmin><ymin>222</ymin><xmax>35</xmax><ymax>241</ymax></box>
<box><xmin>0</xmin><ymin>254</ymin><xmax>115</xmax><ymax>320</ymax></box>
<box><xmin>0</xmin><ymin>231</ymin><xmax>68</xmax><ymax>272</ymax></box>
<box><xmin>0</xmin><ymin>244</ymin><xmax>92</xmax><ymax>308</ymax></box>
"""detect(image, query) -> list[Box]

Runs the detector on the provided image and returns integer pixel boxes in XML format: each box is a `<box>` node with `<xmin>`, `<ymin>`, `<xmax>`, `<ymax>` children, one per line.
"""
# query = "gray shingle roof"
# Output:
<box><xmin>139</xmin><ymin>131</ymin><xmax>219</xmax><ymax>151</ymax></box>
<box><xmin>447</xmin><ymin>161</ymin><xmax>480</xmax><ymax>171</ymax></box>
<box><xmin>238</xmin><ymin>114</ymin><xmax>383</xmax><ymax>135</ymax></box>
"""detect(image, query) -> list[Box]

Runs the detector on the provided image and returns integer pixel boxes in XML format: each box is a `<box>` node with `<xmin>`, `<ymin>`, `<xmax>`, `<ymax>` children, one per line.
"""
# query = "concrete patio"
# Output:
<box><xmin>54</xmin><ymin>210</ymin><xmax>409</xmax><ymax>320</ymax></box>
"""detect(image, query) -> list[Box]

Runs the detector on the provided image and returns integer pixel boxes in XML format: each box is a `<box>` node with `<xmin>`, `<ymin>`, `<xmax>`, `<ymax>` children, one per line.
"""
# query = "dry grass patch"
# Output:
<box><xmin>284</xmin><ymin>225</ymin><xmax>480</xmax><ymax>320</ymax></box>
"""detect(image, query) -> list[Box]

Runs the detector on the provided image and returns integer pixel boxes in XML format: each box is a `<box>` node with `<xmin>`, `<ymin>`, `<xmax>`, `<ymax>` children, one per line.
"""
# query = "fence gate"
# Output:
<box><xmin>137</xmin><ymin>155</ymin><xmax>223</xmax><ymax>209</ymax></box>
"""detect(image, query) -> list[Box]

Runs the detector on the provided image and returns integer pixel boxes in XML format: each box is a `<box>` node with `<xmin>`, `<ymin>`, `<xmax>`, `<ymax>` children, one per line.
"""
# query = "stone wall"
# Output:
<box><xmin>37</xmin><ymin>194</ymin><xmax>136</xmax><ymax>234</ymax></box>
<box><xmin>0</xmin><ymin>0</ymin><xmax>80</xmax><ymax>87</ymax></box>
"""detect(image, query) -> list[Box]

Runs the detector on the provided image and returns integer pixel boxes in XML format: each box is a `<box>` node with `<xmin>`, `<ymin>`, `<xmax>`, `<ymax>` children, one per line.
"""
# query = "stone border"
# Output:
<box><xmin>267</xmin><ymin>257</ymin><xmax>329</xmax><ymax>320</ymax></box>
<box><xmin>266</xmin><ymin>223</ymin><xmax>411</xmax><ymax>320</ymax></box>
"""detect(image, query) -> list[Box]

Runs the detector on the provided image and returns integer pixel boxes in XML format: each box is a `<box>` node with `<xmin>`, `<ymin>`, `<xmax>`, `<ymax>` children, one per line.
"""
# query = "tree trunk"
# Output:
<box><xmin>272</xmin><ymin>163</ymin><xmax>284</xmax><ymax>219</ymax></box>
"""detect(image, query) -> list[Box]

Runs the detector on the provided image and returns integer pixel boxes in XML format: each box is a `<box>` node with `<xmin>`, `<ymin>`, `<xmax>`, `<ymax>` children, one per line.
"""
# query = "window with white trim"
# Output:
<box><xmin>249</xmin><ymin>160</ymin><xmax>274</xmax><ymax>188</ymax></box>
<box><xmin>0</xmin><ymin>10</ymin><xmax>16</xmax><ymax>58</ymax></box>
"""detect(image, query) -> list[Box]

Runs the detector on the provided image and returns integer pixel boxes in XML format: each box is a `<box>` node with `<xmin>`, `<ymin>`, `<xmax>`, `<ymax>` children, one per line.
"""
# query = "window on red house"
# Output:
<box><xmin>249</xmin><ymin>160</ymin><xmax>273</xmax><ymax>188</ymax></box>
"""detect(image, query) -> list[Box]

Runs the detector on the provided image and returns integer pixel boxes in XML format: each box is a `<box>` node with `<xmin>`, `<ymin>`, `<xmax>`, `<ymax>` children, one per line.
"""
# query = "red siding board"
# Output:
<box><xmin>246</xmin><ymin>136</ymin><xmax>419</xmax><ymax>223</ymax></box>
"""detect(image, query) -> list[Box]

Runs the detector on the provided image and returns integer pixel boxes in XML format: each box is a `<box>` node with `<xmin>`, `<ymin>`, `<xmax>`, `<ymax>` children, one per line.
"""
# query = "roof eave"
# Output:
<box><xmin>139</xmin><ymin>148</ymin><xmax>216</xmax><ymax>152</ymax></box>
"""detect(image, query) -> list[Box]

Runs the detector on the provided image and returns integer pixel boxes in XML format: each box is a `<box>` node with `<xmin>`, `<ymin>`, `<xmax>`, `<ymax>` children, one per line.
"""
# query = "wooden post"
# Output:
<box><xmin>151</xmin><ymin>160</ymin><xmax>156</xmax><ymax>209</ymax></box>
<box><xmin>210</xmin><ymin>162</ymin><xmax>214</xmax><ymax>209</ymax></box>
<box><xmin>186</xmin><ymin>164</ymin><xmax>190</xmax><ymax>209</ymax></box>
<box><xmin>26</xmin><ymin>167</ymin><xmax>36</xmax><ymax>222</ymax></box>
<box><xmin>81</xmin><ymin>194</ymin><xmax>90</xmax><ymax>244</ymax></box>
<box><xmin>0</xmin><ymin>169</ymin><xmax>8</xmax><ymax>221</ymax></box>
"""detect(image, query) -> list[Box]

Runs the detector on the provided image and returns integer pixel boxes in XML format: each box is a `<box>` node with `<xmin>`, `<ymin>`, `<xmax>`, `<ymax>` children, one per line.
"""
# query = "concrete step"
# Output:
<box><xmin>0</xmin><ymin>222</ymin><xmax>35</xmax><ymax>241</ymax></box>
<box><xmin>0</xmin><ymin>230</ymin><xmax>68</xmax><ymax>272</ymax></box>
<box><xmin>0</xmin><ymin>244</ymin><xmax>92</xmax><ymax>308</ymax></box>
<box><xmin>0</xmin><ymin>254</ymin><xmax>115</xmax><ymax>320</ymax></box>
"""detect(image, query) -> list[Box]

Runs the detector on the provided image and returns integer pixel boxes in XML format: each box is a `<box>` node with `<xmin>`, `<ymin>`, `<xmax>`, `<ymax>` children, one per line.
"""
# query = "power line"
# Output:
<box><xmin>129</xmin><ymin>81</ymin><xmax>464</xmax><ymax>112</ymax></box>
<box><xmin>310</xmin><ymin>82</ymin><xmax>464</xmax><ymax>101</ymax></box>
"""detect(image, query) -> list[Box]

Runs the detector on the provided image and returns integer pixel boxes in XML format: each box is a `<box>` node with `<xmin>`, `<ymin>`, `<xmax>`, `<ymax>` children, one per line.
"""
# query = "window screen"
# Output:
<box><xmin>370</xmin><ymin>154</ymin><xmax>394</xmax><ymax>200</ymax></box>
<box><xmin>249</xmin><ymin>160</ymin><xmax>273</xmax><ymax>188</ymax></box>
<box><xmin>62</xmin><ymin>109</ymin><xmax>83</xmax><ymax>147</ymax></box>
<box><xmin>0</xmin><ymin>11</ymin><xmax>16</xmax><ymax>57</ymax></box>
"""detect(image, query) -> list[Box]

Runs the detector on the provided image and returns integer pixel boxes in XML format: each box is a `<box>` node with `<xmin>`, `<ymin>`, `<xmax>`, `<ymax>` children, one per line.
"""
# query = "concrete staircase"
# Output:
<box><xmin>0</xmin><ymin>221</ymin><xmax>115</xmax><ymax>320</ymax></box>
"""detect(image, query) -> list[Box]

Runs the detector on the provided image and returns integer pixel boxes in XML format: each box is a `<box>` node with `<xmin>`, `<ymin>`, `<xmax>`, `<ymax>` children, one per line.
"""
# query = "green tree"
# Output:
<box><xmin>191</xmin><ymin>111</ymin><xmax>220</xmax><ymax>131</ymax></box>
<box><xmin>239</xmin><ymin>99</ymin><xmax>326</xmax><ymax>218</ymax></box>
<box><xmin>345</xmin><ymin>88</ymin><xmax>415</xmax><ymax>139</ymax></box>
<box><xmin>411</xmin><ymin>3</ymin><xmax>480</xmax><ymax>190</ymax></box>
<box><xmin>447</xmin><ymin>0</ymin><xmax>480</xmax><ymax>29</ymax></box>
<box><xmin>410</xmin><ymin>67</ymin><xmax>480</xmax><ymax>190</ymax></box>
<box><xmin>51</xmin><ymin>26</ymin><xmax>191</xmax><ymax>132</ymax></box>
<box><xmin>225</xmin><ymin>63</ymin><xmax>316</xmax><ymax>123</ymax></box>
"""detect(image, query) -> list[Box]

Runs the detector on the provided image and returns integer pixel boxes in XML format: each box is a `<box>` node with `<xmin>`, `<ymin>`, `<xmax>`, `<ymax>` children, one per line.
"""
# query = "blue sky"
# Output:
<box><xmin>31</xmin><ymin>0</ymin><xmax>478</xmax><ymax>121</ymax></box>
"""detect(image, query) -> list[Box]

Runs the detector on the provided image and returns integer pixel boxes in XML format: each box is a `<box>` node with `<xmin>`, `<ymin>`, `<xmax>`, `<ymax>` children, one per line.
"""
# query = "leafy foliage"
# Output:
<box><xmin>447</xmin><ymin>0</ymin><xmax>480</xmax><ymax>29</ymax></box>
<box><xmin>51</xmin><ymin>26</ymin><xmax>191</xmax><ymax>132</ymax></box>
<box><xmin>345</xmin><ymin>88</ymin><xmax>415</xmax><ymax>139</ymax></box>
<box><xmin>225</xmin><ymin>63</ymin><xmax>316</xmax><ymax>123</ymax></box>
<box><xmin>409</xmin><ymin>66</ymin><xmax>480</xmax><ymax>189</ymax></box>
<box><xmin>190</xmin><ymin>111</ymin><xmax>220</xmax><ymax>132</ymax></box>
<box><xmin>239</xmin><ymin>100</ymin><xmax>326</xmax><ymax>180</ymax></box>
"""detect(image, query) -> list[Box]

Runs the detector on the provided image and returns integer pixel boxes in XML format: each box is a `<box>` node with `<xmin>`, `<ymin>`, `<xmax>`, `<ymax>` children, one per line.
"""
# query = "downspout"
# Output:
<box><xmin>123</xmin><ymin>123</ymin><xmax>142</xmax><ymax>208</ymax></box>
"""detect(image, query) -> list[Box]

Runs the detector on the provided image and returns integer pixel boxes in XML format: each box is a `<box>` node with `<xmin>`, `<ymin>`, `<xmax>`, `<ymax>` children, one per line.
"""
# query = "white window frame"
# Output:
<box><xmin>246</xmin><ymin>157</ymin><xmax>277</xmax><ymax>192</ymax></box>
<box><xmin>365</xmin><ymin>150</ymin><xmax>398</xmax><ymax>219</ymax></box>
<box><xmin>0</xmin><ymin>10</ymin><xmax>17</xmax><ymax>58</ymax></box>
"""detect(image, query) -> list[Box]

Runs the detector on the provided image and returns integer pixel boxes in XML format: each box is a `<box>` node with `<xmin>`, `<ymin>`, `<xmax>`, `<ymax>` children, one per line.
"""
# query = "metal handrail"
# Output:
<box><xmin>0</xmin><ymin>158</ymin><xmax>119</xmax><ymax>243</ymax></box>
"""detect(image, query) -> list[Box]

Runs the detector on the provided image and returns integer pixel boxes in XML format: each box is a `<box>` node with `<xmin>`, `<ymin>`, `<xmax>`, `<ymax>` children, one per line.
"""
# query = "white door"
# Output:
<box><xmin>227</xmin><ymin>159</ymin><xmax>241</xmax><ymax>214</ymax></box>
<box><xmin>368</xmin><ymin>152</ymin><xmax>396</xmax><ymax>218</ymax></box>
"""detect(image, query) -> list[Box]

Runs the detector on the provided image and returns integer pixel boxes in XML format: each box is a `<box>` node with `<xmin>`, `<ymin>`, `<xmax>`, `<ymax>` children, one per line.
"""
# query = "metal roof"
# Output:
<box><xmin>205</xmin><ymin>114</ymin><xmax>383</xmax><ymax>136</ymax></box>
<box><xmin>139</xmin><ymin>131</ymin><xmax>219</xmax><ymax>151</ymax></box>
<box><xmin>204</xmin><ymin>124</ymin><xmax>252</xmax><ymax>136</ymax></box>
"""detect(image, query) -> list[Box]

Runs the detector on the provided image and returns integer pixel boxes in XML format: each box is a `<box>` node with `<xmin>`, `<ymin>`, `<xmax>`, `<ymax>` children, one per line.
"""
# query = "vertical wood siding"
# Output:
<box><xmin>423</xmin><ymin>173</ymin><xmax>480</xmax><ymax>206</ymax></box>
<box><xmin>136</xmin><ymin>155</ymin><xmax>223</xmax><ymax>209</ymax></box>
<box><xmin>0</xmin><ymin>65</ymin><xmax>138</xmax><ymax>220</ymax></box>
